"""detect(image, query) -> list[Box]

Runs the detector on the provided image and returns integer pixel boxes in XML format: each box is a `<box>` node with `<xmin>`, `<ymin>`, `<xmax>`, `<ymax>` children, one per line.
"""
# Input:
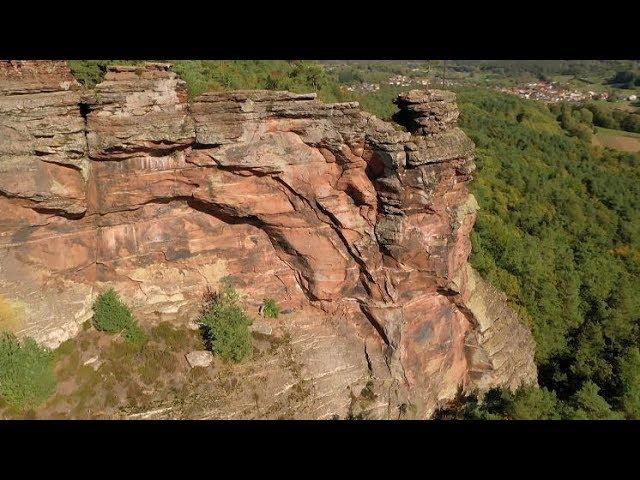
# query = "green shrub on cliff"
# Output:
<box><xmin>68</xmin><ymin>60</ymin><xmax>145</xmax><ymax>87</ymax></box>
<box><xmin>0</xmin><ymin>333</ymin><xmax>56</xmax><ymax>410</ymax></box>
<box><xmin>262</xmin><ymin>298</ymin><xmax>280</xmax><ymax>319</ymax></box>
<box><xmin>92</xmin><ymin>289</ymin><xmax>146</xmax><ymax>344</ymax></box>
<box><xmin>199</xmin><ymin>285</ymin><xmax>252</xmax><ymax>363</ymax></box>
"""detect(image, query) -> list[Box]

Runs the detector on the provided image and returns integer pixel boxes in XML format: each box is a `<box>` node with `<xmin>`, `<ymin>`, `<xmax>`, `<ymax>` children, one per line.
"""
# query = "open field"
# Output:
<box><xmin>592</xmin><ymin>127</ymin><xmax>640</xmax><ymax>152</ymax></box>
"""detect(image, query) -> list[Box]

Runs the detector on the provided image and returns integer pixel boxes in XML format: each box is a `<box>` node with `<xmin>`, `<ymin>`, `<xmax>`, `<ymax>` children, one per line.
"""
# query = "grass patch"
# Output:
<box><xmin>0</xmin><ymin>295</ymin><xmax>23</xmax><ymax>332</ymax></box>
<box><xmin>150</xmin><ymin>321</ymin><xmax>192</xmax><ymax>350</ymax></box>
<box><xmin>12</xmin><ymin>321</ymin><xmax>203</xmax><ymax>418</ymax></box>
<box><xmin>592</xmin><ymin>127</ymin><xmax>640</xmax><ymax>152</ymax></box>
<box><xmin>595</xmin><ymin>126</ymin><xmax>640</xmax><ymax>138</ymax></box>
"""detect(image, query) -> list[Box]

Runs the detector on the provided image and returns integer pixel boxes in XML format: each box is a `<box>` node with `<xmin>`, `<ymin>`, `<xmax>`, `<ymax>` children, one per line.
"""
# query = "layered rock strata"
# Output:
<box><xmin>0</xmin><ymin>61</ymin><xmax>536</xmax><ymax>418</ymax></box>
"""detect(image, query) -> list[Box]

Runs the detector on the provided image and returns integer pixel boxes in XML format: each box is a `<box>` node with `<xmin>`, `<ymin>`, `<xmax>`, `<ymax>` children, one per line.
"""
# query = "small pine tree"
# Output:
<box><xmin>570</xmin><ymin>381</ymin><xmax>622</xmax><ymax>420</ymax></box>
<box><xmin>92</xmin><ymin>289</ymin><xmax>146</xmax><ymax>344</ymax></box>
<box><xmin>199</xmin><ymin>285</ymin><xmax>252</xmax><ymax>362</ymax></box>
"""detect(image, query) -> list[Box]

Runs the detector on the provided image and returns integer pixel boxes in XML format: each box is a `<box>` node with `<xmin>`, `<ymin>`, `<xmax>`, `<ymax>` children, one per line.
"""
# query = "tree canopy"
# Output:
<box><xmin>451</xmin><ymin>88</ymin><xmax>640</xmax><ymax>419</ymax></box>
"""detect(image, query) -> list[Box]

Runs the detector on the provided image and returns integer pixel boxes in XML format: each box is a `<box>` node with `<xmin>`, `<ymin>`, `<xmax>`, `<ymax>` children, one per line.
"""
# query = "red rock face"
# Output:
<box><xmin>0</xmin><ymin>62</ymin><xmax>536</xmax><ymax>417</ymax></box>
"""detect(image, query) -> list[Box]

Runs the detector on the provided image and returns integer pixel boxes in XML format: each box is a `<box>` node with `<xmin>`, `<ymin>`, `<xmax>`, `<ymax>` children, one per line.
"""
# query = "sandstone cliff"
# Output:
<box><xmin>0</xmin><ymin>61</ymin><xmax>536</xmax><ymax>418</ymax></box>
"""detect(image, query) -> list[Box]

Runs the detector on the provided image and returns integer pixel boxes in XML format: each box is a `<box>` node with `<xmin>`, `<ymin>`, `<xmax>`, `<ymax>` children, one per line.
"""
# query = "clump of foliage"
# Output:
<box><xmin>550</xmin><ymin>101</ymin><xmax>640</xmax><ymax>136</ymax></box>
<box><xmin>92</xmin><ymin>289</ymin><xmax>146</xmax><ymax>344</ymax></box>
<box><xmin>554</xmin><ymin>104</ymin><xmax>595</xmax><ymax>141</ymax></box>
<box><xmin>68</xmin><ymin>60</ymin><xmax>112</xmax><ymax>87</ymax></box>
<box><xmin>199</xmin><ymin>284</ymin><xmax>252</xmax><ymax>363</ymax></box>
<box><xmin>461</xmin><ymin>386</ymin><xmax>561</xmax><ymax>420</ymax></box>
<box><xmin>262</xmin><ymin>298</ymin><xmax>280</xmax><ymax>319</ymax></box>
<box><xmin>437</xmin><ymin>383</ymin><xmax>626</xmax><ymax>420</ymax></box>
<box><xmin>0</xmin><ymin>333</ymin><xmax>56</xmax><ymax>410</ymax></box>
<box><xmin>607</xmin><ymin>70</ymin><xmax>640</xmax><ymax>89</ymax></box>
<box><xmin>452</xmin><ymin>87</ymin><xmax>640</xmax><ymax>419</ymax></box>
<box><xmin>68</xmin><ymin>60</ymin><xmax>145</xmax><ymax>87</ymax></box>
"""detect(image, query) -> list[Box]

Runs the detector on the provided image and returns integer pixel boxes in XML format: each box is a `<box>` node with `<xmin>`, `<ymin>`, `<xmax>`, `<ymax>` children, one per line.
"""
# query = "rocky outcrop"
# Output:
<box><xmin>0</xmin><ymin>61</ymin><xmax>536</xmax><ymax>418</ymax></box>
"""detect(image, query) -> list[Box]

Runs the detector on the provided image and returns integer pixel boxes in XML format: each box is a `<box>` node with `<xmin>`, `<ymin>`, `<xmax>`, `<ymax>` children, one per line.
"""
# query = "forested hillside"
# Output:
<box><xmin>448</xmin><ymin>60</ymin><xmax>640</xmax><ymax>78</ymax></box>
<box><xmin>450</xmin><ymin>89</ymin><xmax>640</xmax><ymax>419</ymax></box>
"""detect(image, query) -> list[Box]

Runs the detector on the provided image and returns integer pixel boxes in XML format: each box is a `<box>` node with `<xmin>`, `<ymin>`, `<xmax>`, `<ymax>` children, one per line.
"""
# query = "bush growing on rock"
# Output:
<box><xmin>92</xmin><ymin>289</ymin><xmax>146</xmax><ymax>344</ymax></box>
<box><xmin>262</xmin><ymin>298</ymin><xmax>280</xmax><ymax>319</ymax></box>
<box><xmin>199</xmin><ymin>285</ymin><xmax>252</xmax><ymax>363</ymax></box>
<box><xmin>0</xmin><ymin>333</ymin><xmax>56</xmax><ymax>410</ymax></box>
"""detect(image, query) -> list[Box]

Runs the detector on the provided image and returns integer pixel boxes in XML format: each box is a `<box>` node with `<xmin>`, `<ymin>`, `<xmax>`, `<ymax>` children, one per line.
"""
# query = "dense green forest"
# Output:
<box><xmin>447</xmin><ymin>89</ymin><xmax>640</xmax><ymax>419</ymax></box>
<box><xmin>63</xmin><ymin>61</ymin><xmax>640</xmax><ymax>419</ymax></box>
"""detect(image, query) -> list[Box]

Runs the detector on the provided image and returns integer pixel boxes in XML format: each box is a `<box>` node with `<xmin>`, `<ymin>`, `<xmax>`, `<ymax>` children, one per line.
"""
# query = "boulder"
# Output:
<box><xmin>185</xmin><ymin>350</ymin><xmax>214</xmax><ymax>368</ymax></box>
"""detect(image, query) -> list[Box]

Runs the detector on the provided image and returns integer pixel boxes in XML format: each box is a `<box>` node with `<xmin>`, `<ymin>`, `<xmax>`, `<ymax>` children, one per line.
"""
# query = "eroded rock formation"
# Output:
<box><xmin>0</xmin><ymin>61</ymin><xmax>536</xmax><ymax>418</ymax></box>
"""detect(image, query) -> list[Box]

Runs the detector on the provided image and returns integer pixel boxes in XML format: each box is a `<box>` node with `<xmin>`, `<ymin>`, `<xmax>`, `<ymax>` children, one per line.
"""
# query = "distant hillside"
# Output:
<box><xmin>448</xmin><ymin>60</ymin><xmax>640</xmax><ymax>77</ymax></box>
